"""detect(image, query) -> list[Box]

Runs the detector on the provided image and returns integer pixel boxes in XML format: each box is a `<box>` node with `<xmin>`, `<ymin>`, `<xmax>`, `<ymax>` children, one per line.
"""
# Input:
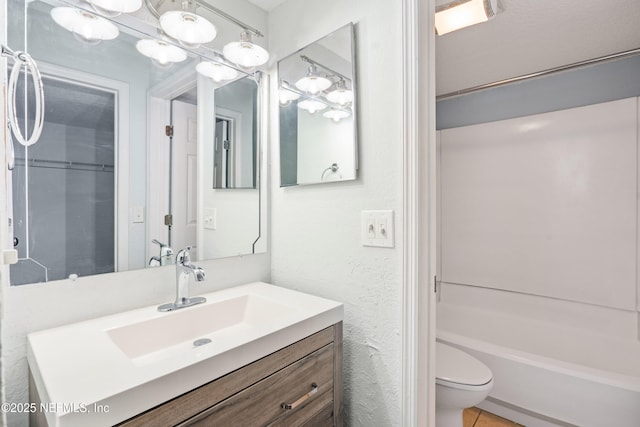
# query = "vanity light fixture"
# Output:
<box><xmin>295</xmin><ymin>64</ymin><xmax>332</xmax><ymax>95</ymax></box>
<box><xmin>298</xmin><ymin>99</ymin><xmax>328</xmax><ymax>114</ymax></box>
<box><xmin>196</xmin><ymin>61</ymin><xmax>238</xmax><ymax>82</ymax></box>
<box><xmin>279</xmin><ymin>81</ymin><xmax>301</xmax><ymax>105</ymax></box>
<box><xmin>326</xmin><ymin>78</ymin><xmax>353</xmax><ymax>106</ymax></box>
<box><xmin>435</xmin><ymin>0</ymin><xmax>499</xmax><ymax>35</ymax></box>
<box><xmin>279</xmin><ymin>88</ymin><xmax>301</xmax><ymax>105</ymax></box>
<box><xmin>89</xmin><ymin>0</ymin><xmax>142</xmax><ymax>16</ymax></box>
<box><xmin>223</xmin><ymin>30</ymin><xmax>270</xmax><ymax>68</ymax></box>
<box><xmin>136</xmin><ymin>39</ymin><xmax>187</xmax><ymax>67</ymax></box>
<box><xmin>159</xmin><ymin>10</ymin><xmax>217</xmax><ymax>48</ymax></box>
<box><xmin>323</xmin><ymin>108</ymin><xmax>351</xmax><ymax>122</ymax></box>
<box><xmin>50</xmin><ymin>7</ymin><xmax>119</xmax><ymax>45</ymax></box>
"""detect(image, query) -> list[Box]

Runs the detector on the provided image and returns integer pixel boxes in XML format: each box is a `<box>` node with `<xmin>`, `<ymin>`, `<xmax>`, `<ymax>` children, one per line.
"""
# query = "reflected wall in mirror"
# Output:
<box><xmin>278</xmin><ymin>23</ymin><xmax>358</xmax><ymax>186</ymax></box>
<box><xmin>7</xmin><ymin>0</ymin><xmax>267</xmax><ymax>285</ymax></box>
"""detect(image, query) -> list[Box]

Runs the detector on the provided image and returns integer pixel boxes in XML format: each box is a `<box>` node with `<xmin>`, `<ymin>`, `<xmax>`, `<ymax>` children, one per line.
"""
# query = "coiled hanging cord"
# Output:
<box><xmin>4</xmin><ymin>48</ymin><xmax>44</xmax><ymax>147</ymax></box>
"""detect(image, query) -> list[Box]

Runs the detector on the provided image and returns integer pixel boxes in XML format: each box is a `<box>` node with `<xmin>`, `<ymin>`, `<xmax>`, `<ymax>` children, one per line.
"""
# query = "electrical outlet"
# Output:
<box><xmin>362</xmin><ymin>210</ymin><xmax>394</xmax><ymax>248</ymax></box>
<box><xmin>204</xmin><ymin>208</ymin><xmax>217</xmax><ymax>230</ymax></box>
<box><xmin>132</xmin><ymin>206</ymin><xmax>144</xmax><ymax>223</ymax></box>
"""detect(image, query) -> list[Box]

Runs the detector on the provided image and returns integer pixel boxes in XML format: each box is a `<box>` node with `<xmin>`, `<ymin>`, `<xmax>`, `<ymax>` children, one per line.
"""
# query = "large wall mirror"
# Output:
<box><xmin>278</xmin><ymin>23</ymin><xmax>358</xmax><ymax>186</ymax></box>
<box><xmin>7</xmin><ymin>0</ymin><xmax>267</xmax><ymax>285</ymax></box>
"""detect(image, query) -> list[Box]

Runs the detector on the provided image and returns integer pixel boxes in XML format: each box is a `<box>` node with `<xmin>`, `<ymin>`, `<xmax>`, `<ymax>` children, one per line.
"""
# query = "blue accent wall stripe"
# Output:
<box><xmin>437</xmin><ymin>54</ymin><xmax>640</xmax><ymax>130</ymax></box>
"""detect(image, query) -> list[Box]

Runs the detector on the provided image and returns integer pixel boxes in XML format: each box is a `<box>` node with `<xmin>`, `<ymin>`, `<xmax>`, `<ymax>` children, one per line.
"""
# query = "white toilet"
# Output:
<box><xmin>436</xmin><ymin>342</ymin><xmax>494</xmax><ymax>427</ymax></box>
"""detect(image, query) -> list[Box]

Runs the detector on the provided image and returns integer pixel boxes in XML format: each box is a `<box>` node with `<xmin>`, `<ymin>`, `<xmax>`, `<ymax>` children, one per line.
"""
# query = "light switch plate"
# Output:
<box><xmin>361</xmin><ymin>210</ymin><xmax>394</xmax><ymax>248</ymax></box>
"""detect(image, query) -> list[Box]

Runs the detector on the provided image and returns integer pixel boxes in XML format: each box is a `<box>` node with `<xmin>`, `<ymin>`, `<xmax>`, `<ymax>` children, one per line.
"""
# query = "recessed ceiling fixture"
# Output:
<box><xmin>159</xmin><ymin>10</ymin><xmax>217</xmax><ymax>48</ymax></box>
<box><xmin>90</xmin><ymin>0</ymin><xmax>142</xmax><ymax>16</ymax></box>
<box><xmin>136</xmin><ymin>39</ymin><xmax>187</xmax><ymax>67</ymax></box>
<box><xmin>298</xmin><ymin>99</ymin><xmax>328</xmax><ymax>114</ymax></box>
<box><xmin>223</xmin><ymin>30</ymin><xmax>270</xmax><ymax>68</ymax></box>
<box><xmin>295</xmin><ymin>65</ymin><xmax>332</xmax><ymax>95</ymax></box>
<box><xmin>50</xmin><ymin>7</ymin><xmax>119</xmax><ymax>45</ymax></box>
<box><xmin>435</xmin><ymin>0</ymin><xmax>499</xmax><ymax>35</ymax></box>
<box><xmin>196</xmin><ymin>61</ymin><xmax>239</xmax><ymax>82</ymax></box>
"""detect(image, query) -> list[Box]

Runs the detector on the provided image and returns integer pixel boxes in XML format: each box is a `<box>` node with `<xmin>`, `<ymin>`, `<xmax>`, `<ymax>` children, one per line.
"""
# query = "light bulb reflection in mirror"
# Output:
<box><xmin>50</xmin><ymin>7</ymin><xmax>119</xmax><ymax>45</ymax></box>
<box><xmin>196</xmin><ymin>61</ymin><xmax>238</xmax><ymax>82</ymax></box>
<box><xmin>160</xmin><ymin>11</ymin><xmax>217</xmax><ymax>48</ymax></box>
<box><xmin>136</xmin><ymin>39</ymin><xmax>187</xmax><ymax>68</ymax></box>
<box><xmin>298</xmin><ymin>99</ymin><xmax>328</xmax><ymax>114</ymax></box>
<box><xmin>323</xmin><ymin>109</ymin><xmax>351</xmax><ymax>122</ymax></box>
<box><xmin>279</xmin><ymin>88</ymin><xmax>301</xmax><ymax>105</ymax></box>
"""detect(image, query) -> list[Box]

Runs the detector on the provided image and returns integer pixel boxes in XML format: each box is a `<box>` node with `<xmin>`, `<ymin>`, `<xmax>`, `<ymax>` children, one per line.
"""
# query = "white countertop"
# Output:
<box><xmin>27</xmin><ymin>282</ymin><xmax>343</xmax><ymax>426</ymax></box>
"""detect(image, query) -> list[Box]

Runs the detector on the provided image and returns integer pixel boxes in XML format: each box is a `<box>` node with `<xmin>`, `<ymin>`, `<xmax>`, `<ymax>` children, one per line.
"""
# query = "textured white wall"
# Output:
<box><xmin>268</xmin><ymin>1</ymin><xmax>404</xmax><ymax>425</ymax></box>
<box><xmin>436</xmin><ymin>0</ymin><xmax>640</xmax><ymax>95</ymax></box>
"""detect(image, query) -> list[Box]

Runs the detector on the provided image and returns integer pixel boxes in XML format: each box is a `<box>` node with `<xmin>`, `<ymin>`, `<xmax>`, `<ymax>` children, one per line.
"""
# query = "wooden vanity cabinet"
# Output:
<box><xmin>118</xmin><ymin>322</ymin><xmax>343</xmax><ymax>427</ymax></box>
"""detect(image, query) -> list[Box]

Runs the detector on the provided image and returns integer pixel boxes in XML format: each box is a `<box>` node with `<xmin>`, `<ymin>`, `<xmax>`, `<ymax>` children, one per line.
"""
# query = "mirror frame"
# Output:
<box><xmin>277</xmin><ymin>22</ymin><xmax>358</xmax><ymax>187</ymax></box>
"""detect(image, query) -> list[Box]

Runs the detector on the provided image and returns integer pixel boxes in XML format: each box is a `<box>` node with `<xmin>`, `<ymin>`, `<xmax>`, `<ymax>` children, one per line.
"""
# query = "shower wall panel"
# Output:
<box><xmin>439</xmin><ymin>97</ymin><xmax>637</xmax><ymax>311</ymax></box>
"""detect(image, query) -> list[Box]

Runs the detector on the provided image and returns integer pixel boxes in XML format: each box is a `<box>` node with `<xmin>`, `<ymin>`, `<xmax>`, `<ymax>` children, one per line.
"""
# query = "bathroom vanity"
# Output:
<box><xmin>117</xmin><ymin>324</ymin><xmax>342</xmax><ymax>426</ymax></box>
<box><xmin>27</xmin><ymin>283</ymin><xmax>343</xmax><ymax>426</ymax></box>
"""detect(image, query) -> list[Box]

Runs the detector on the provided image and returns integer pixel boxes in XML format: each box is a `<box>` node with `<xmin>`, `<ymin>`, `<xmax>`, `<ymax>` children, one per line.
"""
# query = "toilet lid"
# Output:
<box><xmin>436</xmin><ymin>342</ymin><xmax>493</xmax><ymax>387</ymax></box>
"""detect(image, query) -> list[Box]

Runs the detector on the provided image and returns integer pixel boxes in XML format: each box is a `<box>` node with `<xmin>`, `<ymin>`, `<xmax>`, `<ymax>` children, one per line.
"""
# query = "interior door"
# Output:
<box><xmin>171</xmin><ymin>100</ymin><xmax>198</xmax><ymax>257</ymax></box>
<box><xmin>214</xmin><ymin>119</ymin><xmax>227</xmax><ymax>188</ymax></box>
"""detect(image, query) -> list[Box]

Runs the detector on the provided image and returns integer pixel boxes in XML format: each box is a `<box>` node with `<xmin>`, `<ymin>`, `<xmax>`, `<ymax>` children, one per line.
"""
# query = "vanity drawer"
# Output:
<box><xmin>117</xmin><ymin>323</ymin><xmax>342</xmax><ymax>427</ymax></box>
<box><xmin>182</xmin><ymin>343</ymin><xmax>334</xmax><ymax>426</ymax></box>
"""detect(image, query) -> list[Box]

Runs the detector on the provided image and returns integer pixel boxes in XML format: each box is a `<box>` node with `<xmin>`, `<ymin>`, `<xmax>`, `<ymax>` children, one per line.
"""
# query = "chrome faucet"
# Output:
<box><xmin>149</xmin><ymin>239</ymin><xmax>174</xmax><ymax>267</ymax></box>
<box><xmin>158</xmin><ymin>246</ymin><xmax>206</xmax><ymax>312</ymax></box>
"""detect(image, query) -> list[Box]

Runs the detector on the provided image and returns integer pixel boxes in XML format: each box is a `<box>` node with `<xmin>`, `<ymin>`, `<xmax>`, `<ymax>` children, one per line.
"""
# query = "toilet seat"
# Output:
<box><xmin>436</xmin><ymin>342</ymin><xmax>493</xmax><ymax>391</ymax></box>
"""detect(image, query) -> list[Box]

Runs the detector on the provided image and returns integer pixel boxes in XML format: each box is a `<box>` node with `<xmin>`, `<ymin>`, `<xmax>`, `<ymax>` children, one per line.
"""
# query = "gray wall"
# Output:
<box><xmin>278</xmin><ymin>102</ymin><xmax>298</xmax><ymax>186</ymax></box>
<box><xmin>437</xmin><ymin>54</ymin><xmax>640</xmax><ymax>129</ymax></box>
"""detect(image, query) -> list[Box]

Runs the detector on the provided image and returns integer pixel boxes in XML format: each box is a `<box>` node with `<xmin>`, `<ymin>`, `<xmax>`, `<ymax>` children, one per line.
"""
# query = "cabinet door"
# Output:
<box><xmin>182</xmin><ymin>344</ymin><xmax>334</xmax><ymax>426</ymax></box>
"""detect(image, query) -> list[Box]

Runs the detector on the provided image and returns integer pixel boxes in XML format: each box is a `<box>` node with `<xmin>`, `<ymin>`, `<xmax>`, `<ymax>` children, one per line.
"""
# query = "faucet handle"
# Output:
<box><xmin>176</xmin><ymin>246</ymin><xmax>193</xmax><ymax>264</ymax></box>
<box><xmin>152</xmin><ymin>239</ymin><xmax>167</xmax><ymax>248</ymax></box>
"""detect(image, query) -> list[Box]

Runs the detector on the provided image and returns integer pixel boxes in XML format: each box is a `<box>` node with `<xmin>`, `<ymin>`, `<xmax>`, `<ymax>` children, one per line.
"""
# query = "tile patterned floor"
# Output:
<box><xmin>463</xmin><ymin>407</ymin><xmax>524</xmax><ymax>427</ymax></box>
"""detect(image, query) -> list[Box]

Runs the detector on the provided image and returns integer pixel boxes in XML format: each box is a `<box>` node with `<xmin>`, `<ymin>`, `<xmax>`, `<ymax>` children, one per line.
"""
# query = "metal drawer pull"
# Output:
<box><xmin>281</xmin><ymin>383</ymin><xmax>319</xmax><ymax>410</ymax></box>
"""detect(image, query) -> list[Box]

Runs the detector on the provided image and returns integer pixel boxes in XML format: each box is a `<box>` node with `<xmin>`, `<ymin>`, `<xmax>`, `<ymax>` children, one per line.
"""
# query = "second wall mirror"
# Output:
<box><xmin>278</xmin><ymin>23</ymin><xmax>358</xmax><ymax>186</ymax></box>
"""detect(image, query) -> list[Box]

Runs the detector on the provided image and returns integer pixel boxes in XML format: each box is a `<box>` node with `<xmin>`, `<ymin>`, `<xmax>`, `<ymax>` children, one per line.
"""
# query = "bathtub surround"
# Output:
<box><xmin>437</xmin><ymin>64</ymin><xmax>640</xmax><ymax>424</ymax></box>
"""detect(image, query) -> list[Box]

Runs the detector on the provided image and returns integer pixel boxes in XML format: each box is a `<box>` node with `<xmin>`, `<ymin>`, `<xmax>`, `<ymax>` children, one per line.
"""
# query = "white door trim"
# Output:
<box><xmin>402</xmin><ymin>1</ymin><xmax>436</xmax><ymax>426</ymax></box>
<box><xmin>28</xmin><ymin>61</ymin><xmax>130</xmax><ymax>273</ymax></box>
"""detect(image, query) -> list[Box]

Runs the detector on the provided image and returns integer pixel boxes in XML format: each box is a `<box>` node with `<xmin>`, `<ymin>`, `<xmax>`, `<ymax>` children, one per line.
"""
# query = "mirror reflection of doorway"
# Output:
<box><xmin>10</xmin><ymin>74</ymin><xmax>116</xmax><ymax>285</ymax></box>
<box><xmin>168</xmin><ymin>98</ymin><xmax>198</xmax><ymax>259</ymax></box>
<box><xmin>214</xmin><ymin>115</ymin><xmax>236</xmax><ymax>189</ymax></box>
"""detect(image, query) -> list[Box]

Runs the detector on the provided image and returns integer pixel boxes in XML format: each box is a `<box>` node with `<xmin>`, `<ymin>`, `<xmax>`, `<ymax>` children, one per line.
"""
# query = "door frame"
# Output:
<box><xmin>401</xmin><ymin>1</ymin><xmax>436</xmax><ymax>426</ymax></box>
<box><xmin>146</xmin><ymin>67</ymin><xmax>197</xmax><ymax>261</ymax></box>
<box><xmin>11</xmin><ymin>61</ymin><xmax>130</xmax><ymax>274</ymax></box>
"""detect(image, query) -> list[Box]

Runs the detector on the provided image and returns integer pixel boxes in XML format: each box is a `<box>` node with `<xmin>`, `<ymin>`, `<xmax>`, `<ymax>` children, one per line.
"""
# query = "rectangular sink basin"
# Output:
<box><xmin>27</xmin><ymin>282</ymin><xmax>343</xmax><ymax>427</ymax></box>
<box><xmin>107</xmin><ymin>294</ymin><xmax>292</xmax><ymax>359</ymax></box>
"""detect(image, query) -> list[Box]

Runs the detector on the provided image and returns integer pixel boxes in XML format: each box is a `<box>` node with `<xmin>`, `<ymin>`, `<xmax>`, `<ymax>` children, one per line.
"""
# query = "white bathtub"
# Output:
<box><xmin>437</xmin><ymin>299</ymin><xmax>640</xmax><ymax>427</ymax></box>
